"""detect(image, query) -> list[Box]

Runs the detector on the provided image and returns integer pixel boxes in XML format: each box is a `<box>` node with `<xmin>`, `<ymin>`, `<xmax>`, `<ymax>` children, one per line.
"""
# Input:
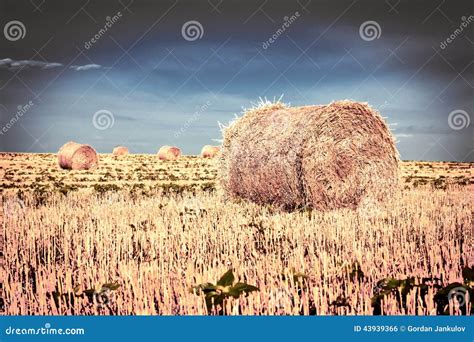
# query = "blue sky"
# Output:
<box><xmin>0</xmin><ymin>0</ymin><xmax>472</xmax><ymax>160</ymax></box>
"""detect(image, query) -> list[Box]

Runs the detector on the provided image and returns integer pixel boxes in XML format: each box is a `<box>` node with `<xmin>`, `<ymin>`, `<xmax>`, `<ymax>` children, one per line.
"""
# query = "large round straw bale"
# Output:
<box><xmin>157</xmin><ymin>145</ymin><xmax>181</xmax><ymax>160</ymax></box>
<box><xmin>112</xmin><ymin>146</ymin><xmax>129</xmax><ymax>156</ymax></box>
<box><xmin>201</xmin><ymin>145</ymin><xmax>220</xmax><ymax>158</ymax></box>
<box><xmin>219</xmin><ymin>100</ymin><xmax>399</xmax><ymax>211</ymax></box>
<box><xmin>58</xmin><ymin>141</ymin><xmax>98</xmax><ymax>170</ymax></box>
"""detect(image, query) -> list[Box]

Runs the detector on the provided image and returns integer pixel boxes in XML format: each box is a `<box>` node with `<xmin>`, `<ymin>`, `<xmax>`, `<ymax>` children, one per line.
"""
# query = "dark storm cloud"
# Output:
<box><xmin>0</xmin><ymin>0</ymin><xmax>472</xmax><ymax>160</ymax></box>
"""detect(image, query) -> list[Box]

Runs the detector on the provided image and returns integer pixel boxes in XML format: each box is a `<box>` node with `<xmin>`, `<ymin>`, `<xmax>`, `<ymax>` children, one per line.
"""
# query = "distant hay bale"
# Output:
<box><xmin>58</xmin><ymin>141</ymin><xmax>98</xmax><ymax>170</ymax></box>
<box><xmin>201</xmin><ymin>145</ymin><xmax>220</xmax><ymax>158</ymax></box>
<box><xmin>157</xmin><ymin>145</ymin><xmax>181</xmax><ymax>160</ymax></box>
<box><xmin>219</xmin><ymin>100</ymin><xmax>399</xmax><ymax>211</ymax></box>
<box><xmin>112</xmin><ymin>146</ymin><xmax>129</xmax><ymax>156</ymax></box>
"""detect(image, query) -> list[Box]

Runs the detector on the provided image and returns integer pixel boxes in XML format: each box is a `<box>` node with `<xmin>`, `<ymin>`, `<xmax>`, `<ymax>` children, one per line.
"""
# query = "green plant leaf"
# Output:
<box><xmin>462</xmin><ymin>266</ymin><xmax>474</xmax><ymax>283</ymax></box>
<box><xmin>434</xmin><ymin>282</ymin><xmax>471</xmax><ymax>315</ymax></box>
<box><xmin>190</xmin><ymin>283</ymin><xmax>217</xmax><ymax>295</ymax></box>
<box><xmin>385</xmin><ymin>278</ymin><xmax>402</xmax><ymax>289</ymax></box>
<box><xmin>229</xmin><ymin>282</ymin><xmax>259</xmax><ymax>297</ymax></box>
<box><xmin>205</xmin><ymin>290</ymin><xmax>220</xmax><ymax>298</ymax></box>
<box><xmin>191</xmin><ymin>272</ymin><xmax>258</xmax><ymax>315</ymax></box>
<box><xmin>83</xmin><ymin>288</ymin><xmax>96</xmax><ymax>296</ymax></box>
<box><xmin>293</xmin><ymin>272</ymin><xmax>308</xmax><ymax>282</ymax></box>
<box><xmin>102</xmin><ymin>282</ymin><xmax>120</xmax><ymax>291</ymax></box>
<box><xmin>371</xmin><ymin>277</ymin><xmax>417</xmax><ymax>315</ymax></box>
<box><xmin>434</xmin><ymin>282</ymin><xmax>466</xmax><ymax>297</ymax></box>
<box><xmin>216</xmin><ymin>270</ymin><xmax>234</xmax><ymax>287</ymax></box>
<box><xmin>330</xmin><ymin>295</ymin><xmax>350</xmax><ymax>308</ymax></box>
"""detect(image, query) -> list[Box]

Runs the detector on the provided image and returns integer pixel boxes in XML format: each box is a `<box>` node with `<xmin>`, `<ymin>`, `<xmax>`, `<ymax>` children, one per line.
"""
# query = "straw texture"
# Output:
<box><xmin>157</xmin><ymin>146</ymin><xmax>181</xmax><ymax>160</ymax></box>
<box><xmin>58</xmin><ymin>141</ymin><xmax>98</xmax><ymax>170</ymax></box>
<box><xmin>201</xmin><ymin>145</ymin><xmax>220</xmax><ymax>158</ymax></box>
<box><xmin>112</xmin><ymin>146</ymin><xmax>129</xmax><ymax>156</ymax></box>
<box><xmin>219</xmin><ymin>100</ymin><xmax>399</xmax><ymax>211</ymax></box>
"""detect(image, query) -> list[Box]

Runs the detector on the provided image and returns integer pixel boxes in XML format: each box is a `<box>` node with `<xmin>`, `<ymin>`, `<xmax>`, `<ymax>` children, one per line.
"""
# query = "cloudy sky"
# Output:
<box><xmin>0</xmin><ymin>0</ymin><xmax>472</xmax><ymax>160</ymax></box>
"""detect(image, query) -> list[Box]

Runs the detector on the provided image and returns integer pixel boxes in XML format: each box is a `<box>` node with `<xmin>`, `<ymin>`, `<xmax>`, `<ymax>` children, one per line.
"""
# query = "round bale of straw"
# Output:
<box><xmin>58</xmin><ymin>141</ymin><xmax>98</xmax><ymax>170</ymax></box>
<box><xmin>201</xmin><ymin>145</ymin><xmax>220</xmax><ymax>158</ymax></box>
<box><xmin>112</xmin><ymin>146</ymin><xmax>129</xmax><ymax>156</ymax></box>
<box><xmin>219</xmin><ymin>100</ymin><xmax>399</xmax><ymax>211</ymax></box>
<box><xmin>157</xmin><ymin>145</ymin><xmax>181</xmax><ymax>161</ymax></box>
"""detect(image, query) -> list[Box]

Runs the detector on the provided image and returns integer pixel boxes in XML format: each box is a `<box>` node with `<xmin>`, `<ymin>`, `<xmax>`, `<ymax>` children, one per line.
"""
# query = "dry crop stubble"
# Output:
<box><xmin>2</xmin><ymin>182</ymin><xmax>471</xmax><ymax>315</ymax></box>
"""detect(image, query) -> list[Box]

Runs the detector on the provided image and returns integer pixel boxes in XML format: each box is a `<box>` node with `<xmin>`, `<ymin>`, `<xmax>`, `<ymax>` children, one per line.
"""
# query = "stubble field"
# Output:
<box><xmin>1</xmin><ymin>153</ymin><xmax>473</xmax><ymax>315</ymax></box>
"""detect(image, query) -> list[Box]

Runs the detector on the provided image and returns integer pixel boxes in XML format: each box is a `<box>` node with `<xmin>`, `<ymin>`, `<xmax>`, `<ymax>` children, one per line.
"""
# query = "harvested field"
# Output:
<box><xmin>0</xmin><ymin>153</ymin><xmax>472</xmax><ymax>315</ymax></box>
